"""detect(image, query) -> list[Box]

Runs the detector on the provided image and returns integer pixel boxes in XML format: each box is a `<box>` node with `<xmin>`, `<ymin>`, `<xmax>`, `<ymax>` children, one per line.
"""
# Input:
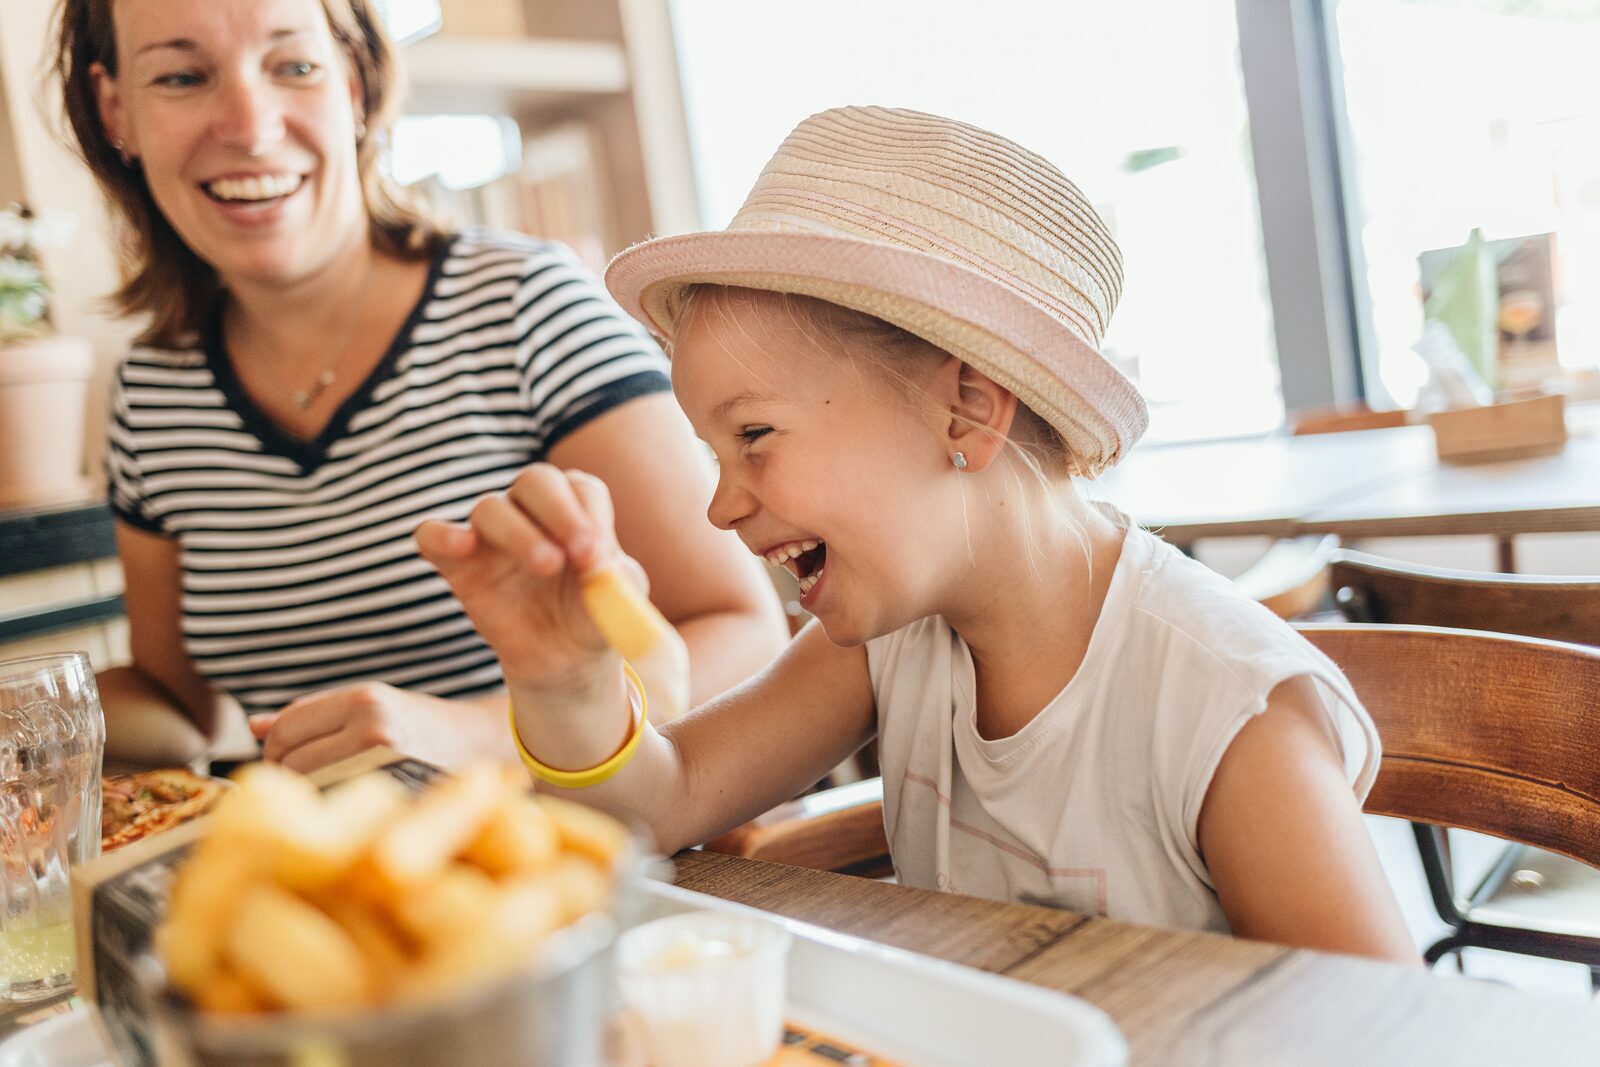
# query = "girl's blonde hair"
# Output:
<box><xmin>677</xmin><ymin>284</ymin><xmax>1080</xmax><ymax>478</ymax></box>
<box><xmin>50</xmin><ymin>0</ymin><xmax>450</xmax><ymax>347</ymax></box>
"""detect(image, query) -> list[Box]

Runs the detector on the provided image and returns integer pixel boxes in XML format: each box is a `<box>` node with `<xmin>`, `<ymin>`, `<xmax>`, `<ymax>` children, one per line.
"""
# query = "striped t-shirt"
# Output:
<box><xmin>105</xmin><ymin>231</ymin><xmax>671</xmax><ymax>717</ymax></box>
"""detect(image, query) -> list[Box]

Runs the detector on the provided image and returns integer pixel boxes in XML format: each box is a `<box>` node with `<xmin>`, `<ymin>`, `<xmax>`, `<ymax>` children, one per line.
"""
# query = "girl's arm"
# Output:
<box><xmin>416</xmin><ymin>465</ymin><xmax>875</xmax><ymax>855</ymax></box>
<box><xmin>1197</xmin><ymin>676</ymin><xmax>1420</xmax><ymax>965</ymax></box>
<box><xmin>553</xmin><ymin>621</ymin><xmax>874</xmax><ymax>854</ymax></box>
<box><xmin>545</xmin><ymin>392</ymin><xmax>790</xmax><ymax>705</ymax></box>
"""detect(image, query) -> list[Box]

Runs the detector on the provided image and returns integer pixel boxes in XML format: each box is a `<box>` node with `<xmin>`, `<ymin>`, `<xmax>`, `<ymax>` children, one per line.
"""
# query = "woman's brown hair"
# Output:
<box><xmin>51</xmin><ymin>0</ymin><xmax>450</xmax><ymax>347</ymax></box>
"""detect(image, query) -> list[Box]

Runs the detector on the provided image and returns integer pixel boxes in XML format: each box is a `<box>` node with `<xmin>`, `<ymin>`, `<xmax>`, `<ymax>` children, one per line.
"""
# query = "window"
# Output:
<box><xmin>1334</xmin><ymin>0</ymin><xmax>1600</xmax><ymax>407</ymax></box>
<box><xmin>670</xmin><ymin>0</ymin><xmax>1284</xmax><ymax>443</ymax></box>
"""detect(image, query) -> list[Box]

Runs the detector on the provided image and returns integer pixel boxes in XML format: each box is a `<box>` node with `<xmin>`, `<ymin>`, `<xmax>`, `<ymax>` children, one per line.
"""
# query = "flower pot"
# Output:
<box><xmin>0</xmin><ymin>335</ymin><xmax>95</xmax><ymax>507</ymax></box>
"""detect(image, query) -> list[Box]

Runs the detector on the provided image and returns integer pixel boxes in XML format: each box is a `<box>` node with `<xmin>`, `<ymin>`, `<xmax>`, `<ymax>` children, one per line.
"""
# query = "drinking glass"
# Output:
<box><xmin>0</xmin><ymin>651</ymin><xmax>105</xmax><ymax>1002</ymax></box>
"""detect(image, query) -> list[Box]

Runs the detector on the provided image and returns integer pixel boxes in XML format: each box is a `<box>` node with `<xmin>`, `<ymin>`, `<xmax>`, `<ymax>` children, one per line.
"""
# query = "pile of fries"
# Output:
<box><xmin>155</xmin><ymin>762</ymin><xmax>628</xmax><ymax>1014</ymax></box>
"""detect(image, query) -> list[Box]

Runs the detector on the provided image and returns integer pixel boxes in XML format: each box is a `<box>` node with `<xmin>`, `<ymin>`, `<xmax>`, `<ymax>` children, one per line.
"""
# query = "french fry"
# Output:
<box><xmin>191</xmin><ymin>967</ymin><xmax>273</xmax><ymax>1014</ymax></box>
<box><xmin>314</xmin><ymin>893</ymin><xmax>414</xmax><ymax>996</ymax></box>
<box><xmin>227</xmin><ymin>884</ymin><xmax>375</xmax><ymax>1010</ymax></box>
<box><xmin>156</xmin><ymin>838</ymin><xmax>268</xmax><ymax>992</ymax></box>
<box><xmin>268</xmin><ymin>772</ymin><xmax>409</xmax><ymax>891</ymax></box>
<box><xmin>366</xmin><ymin>763</ymin><xmax>503</xmax><ymax>895</ymax></box>
<box><xmin>389</xmin><ymin>862</ymin><xmax>501</xmax><ymax>949</ymax></box>
<box><xmin>544</xmin><ymin>853</ymin><xmax>611</xmax><ymax>923</ymax></box>
<box><xmin>462</xmin><ymin>789</ymin><xmax>560</xmax><ymax>877</ymax></box>
<box><xmin>580</xmin><ymin>566</ymin><xmax>691</xmax><ymax>723</ymax></box>
<box><xmin>400</xmin><ymin>877</ymin><xmax>564</xmax><ymax>997</ymax></box>
<box><xmin>155</xmin><ymin>761</ymin><xmax>629</xmax><ymax>1018</ymax></box>
<box><xmin>538</xmin><ymin>794</ymin><xmax>629</xmax><ymax>869</ymax></box>
<box><xmin>579</xmin><ymin>568</ymin><xmax>673</xmax><ymax>662</ymax></box>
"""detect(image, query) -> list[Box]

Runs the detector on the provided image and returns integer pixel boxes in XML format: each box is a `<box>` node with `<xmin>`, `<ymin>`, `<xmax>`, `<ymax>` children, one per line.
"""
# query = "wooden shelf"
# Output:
<box><xmin>403</xmin><ymin>36</ymin><xmax>629</xmax><ymax>116</ymax></box>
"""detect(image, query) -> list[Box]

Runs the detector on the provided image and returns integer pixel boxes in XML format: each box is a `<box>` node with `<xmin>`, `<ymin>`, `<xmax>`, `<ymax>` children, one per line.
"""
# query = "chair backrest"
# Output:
<box><xmin>1329</xmin><ymin>549</ymin><xmax>1600</xmax><ymax>645</ymax></box>
<box><xmin>1232</xmin><ymin>534</ymin><xmax>1340</xmax><ymax>619</ymax></box>
<box><xmin>1297</xmin><ymin>623</ymin><xmax>1600</xmax><ymax>868</ymax></box>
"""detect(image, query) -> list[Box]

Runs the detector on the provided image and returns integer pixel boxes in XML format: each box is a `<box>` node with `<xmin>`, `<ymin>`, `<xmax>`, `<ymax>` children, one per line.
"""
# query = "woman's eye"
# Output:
<box><xmin>277</xmin><ymin>60</ymin><xmax>321</xmax><ymax>79</ymax></box>
<box><xmin>153</xmin><ymin>71</ymin><xmax>204</xmax><ymax>89</ymax></box>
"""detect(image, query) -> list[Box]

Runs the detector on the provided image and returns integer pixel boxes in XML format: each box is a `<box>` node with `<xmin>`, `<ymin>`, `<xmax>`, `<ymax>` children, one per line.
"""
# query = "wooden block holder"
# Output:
<box><xmin>1425</xmin><ymin>392</ymin><xmax>1568</xmax><ymax>464</ymax></box>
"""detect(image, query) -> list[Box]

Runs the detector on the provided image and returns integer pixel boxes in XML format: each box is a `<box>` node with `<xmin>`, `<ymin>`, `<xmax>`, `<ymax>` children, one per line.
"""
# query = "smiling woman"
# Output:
<box><xmin>45</xmin><ymin>0</ymin><xmax>789</xmax><ymax>773</ymax></box>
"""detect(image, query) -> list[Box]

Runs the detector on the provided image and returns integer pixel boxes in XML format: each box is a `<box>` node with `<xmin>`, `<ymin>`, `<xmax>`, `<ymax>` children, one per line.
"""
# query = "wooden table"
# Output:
<box><xmin>674</xmin><ymin>850</ymin><xmax>1600</xmax><ymax>1066</ymax></box>
<box><xmin>1092</xmin><ymin>402</ymin><xmax>1600</xmax><ymax>550</ymax></box>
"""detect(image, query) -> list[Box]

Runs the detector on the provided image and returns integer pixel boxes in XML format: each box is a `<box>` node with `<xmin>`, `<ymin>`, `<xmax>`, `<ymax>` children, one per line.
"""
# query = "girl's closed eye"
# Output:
<box><xmin>737</xmin><ymin>426</ymin><xmax>773</xmax><ymax>446</ymax></box>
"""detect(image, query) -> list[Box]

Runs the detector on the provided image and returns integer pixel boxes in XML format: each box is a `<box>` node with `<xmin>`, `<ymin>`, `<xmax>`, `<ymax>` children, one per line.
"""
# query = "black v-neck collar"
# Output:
<box><xmin>204</xmin><ymin>238</ymin><xmax>453</xmax><ymax>474</ymax></box>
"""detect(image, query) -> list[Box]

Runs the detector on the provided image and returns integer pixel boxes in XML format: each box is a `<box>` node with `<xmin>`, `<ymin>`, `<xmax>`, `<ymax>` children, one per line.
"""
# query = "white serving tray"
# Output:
<box><xmin>0</xmin><ymin>880</ymin><xmax>1126</xmax><ymax>1067</ymax></box>
<box><xmin>634</xmin><ymin>879</ymin><xmax>1127</xmax><ymax>1067</ymax></box>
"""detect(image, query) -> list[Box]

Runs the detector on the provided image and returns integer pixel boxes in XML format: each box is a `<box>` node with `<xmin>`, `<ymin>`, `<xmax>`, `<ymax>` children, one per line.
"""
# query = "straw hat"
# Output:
<box><xmin>605</xmin><ymin>105</ymin><xmax>1147</xmax><ymax>475</ymax></box>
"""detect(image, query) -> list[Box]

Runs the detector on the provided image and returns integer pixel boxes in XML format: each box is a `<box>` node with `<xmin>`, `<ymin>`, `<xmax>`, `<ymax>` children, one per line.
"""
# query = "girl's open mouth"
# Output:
<box><xmin>765</xmin><ymin>539</ymin><xmax>827</xmax><ymax>597</ymax></box>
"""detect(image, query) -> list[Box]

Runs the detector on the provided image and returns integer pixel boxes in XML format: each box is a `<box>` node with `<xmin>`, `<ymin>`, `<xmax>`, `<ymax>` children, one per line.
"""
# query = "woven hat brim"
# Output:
<box><xmin>606</xmin><ymin>230</ymin><xmax>1148</xmax><ymax>474</ymax></box>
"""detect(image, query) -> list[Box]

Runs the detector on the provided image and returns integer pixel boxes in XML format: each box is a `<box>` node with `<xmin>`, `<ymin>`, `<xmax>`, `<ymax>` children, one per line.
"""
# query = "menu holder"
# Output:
<box><xmin>1425</xmin><ymin>391</ymin><xmax>1567</xmax><ymax>464</ymax></box>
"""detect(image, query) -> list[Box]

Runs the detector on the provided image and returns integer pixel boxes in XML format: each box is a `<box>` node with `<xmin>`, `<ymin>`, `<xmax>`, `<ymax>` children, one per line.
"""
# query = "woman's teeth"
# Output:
<box><xmin>206</xmin><ymin>174</ymin><xmax>303</xmax><ymax>202</ymax></box>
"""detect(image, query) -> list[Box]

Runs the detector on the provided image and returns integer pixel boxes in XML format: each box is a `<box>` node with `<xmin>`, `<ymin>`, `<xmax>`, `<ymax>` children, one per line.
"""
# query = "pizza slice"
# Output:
<box><xmin>101</xmin><ymin>768</ymin><xmax>226</xmax><ymax>852</ymax></box>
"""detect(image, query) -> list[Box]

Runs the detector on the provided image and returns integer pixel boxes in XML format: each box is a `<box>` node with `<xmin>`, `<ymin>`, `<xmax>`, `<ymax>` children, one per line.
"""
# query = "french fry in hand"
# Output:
<box><xmin>580</xmin><ymin>566</ymin><xmax>691</xmax><ymax>722</ymax></box>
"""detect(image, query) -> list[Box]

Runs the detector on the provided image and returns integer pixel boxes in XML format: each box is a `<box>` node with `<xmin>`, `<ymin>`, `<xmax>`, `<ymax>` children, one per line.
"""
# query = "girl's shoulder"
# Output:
<box><xmin>1110</xmin><ymin>529</ymin><xmax>1332</xmax><ymax>690</ymax></box>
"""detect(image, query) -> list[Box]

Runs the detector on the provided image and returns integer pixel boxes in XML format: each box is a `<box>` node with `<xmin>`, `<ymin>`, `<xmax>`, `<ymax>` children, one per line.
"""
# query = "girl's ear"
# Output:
<box><xmin>933</xmin><ymin>356</ymin><xmax>1017</xmax><ymax>473</ymax></box>
<box><xmin>90</xmin><ymin>63</ymin><xmax>133</xmax><ymax>159</ymax></box>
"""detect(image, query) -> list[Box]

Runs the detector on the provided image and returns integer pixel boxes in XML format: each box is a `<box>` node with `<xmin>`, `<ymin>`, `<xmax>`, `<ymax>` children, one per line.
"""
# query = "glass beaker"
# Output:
<box><xmin>0</xmin><ymin>651</ymin><xmax>105</xmax><ymax>1002</ymax></box>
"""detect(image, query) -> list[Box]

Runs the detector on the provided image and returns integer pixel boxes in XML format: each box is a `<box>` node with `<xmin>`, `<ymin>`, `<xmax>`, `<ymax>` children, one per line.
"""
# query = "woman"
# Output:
<box><xmin>52</xmin><ymin>0</ymin><xmax>788</xmax><ymax>771</ymax></box>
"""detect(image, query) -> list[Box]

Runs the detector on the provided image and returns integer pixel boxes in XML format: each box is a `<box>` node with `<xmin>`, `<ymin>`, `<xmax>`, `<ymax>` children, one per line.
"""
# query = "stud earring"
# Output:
<box><xmin>112</xmin><ymin>140</ymin><xmax>133</xmax><ymax>167</ymax></box>
<box><xmin>354</xmin><ymin>118</ymin><xmax>367</xmax><ymax>141</ymax></box>
<box><xmin>952</xmin><ymin>451</ymin><xmax>968</xmax><ymax>470</ymax></box>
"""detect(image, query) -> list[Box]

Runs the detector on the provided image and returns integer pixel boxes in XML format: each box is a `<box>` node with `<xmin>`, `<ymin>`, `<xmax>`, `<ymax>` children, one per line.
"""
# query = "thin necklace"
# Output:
<box><xmin>252</xmin><ymin>255</ymin><xmax>380</xmax><ymax>411</ymax></box>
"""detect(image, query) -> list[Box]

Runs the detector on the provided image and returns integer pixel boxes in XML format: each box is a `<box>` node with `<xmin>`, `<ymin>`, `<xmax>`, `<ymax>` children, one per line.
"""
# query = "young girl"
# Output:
<box><xmin>416</xmin><ymin>106</ymin><xmax>1418</xmax><ymax>962</ymax></box>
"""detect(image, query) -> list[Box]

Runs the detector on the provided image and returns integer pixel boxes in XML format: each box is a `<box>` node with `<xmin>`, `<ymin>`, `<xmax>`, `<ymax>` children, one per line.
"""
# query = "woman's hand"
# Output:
<box><xmin>250</xmin><ymin>683</ymin><xmax>507</xmax><ymax>772</ymax></box>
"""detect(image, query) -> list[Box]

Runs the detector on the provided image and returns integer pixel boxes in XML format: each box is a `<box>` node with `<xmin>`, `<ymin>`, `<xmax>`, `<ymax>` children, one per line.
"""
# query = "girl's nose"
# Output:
<box><xmin>214</xmin><ymin>75</ymin><xmax>284</xmax><ymax>154</ymax></box>
<box><xmin>706</xmin><ymin>471</ymin><xmax>755</xmax><ymax>531</ymax></box>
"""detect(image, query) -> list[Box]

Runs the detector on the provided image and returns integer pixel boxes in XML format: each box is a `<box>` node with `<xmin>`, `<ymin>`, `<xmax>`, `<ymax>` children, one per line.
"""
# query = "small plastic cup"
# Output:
<box><xmin>615</xmin><ymin>911</ymin><xmax>792</xmax><ymax>1067</ymax></box>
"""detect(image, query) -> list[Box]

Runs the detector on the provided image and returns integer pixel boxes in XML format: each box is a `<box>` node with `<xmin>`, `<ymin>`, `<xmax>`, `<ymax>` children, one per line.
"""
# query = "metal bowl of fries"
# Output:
<box><xmin>140</xmin><ymin>762</ymin><xmax>642</xmax><ymax>1067</ymax></box>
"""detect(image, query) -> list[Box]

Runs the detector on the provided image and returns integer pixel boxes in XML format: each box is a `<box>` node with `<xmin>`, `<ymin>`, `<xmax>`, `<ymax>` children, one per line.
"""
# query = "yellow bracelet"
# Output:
<box><xmin>510</xmin><ymin>661</ymin><xmax>648</xmax><ymax>789</ymax></box>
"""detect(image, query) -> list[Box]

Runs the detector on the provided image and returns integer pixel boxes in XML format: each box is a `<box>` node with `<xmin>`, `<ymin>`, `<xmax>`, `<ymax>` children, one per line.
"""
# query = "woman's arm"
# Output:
<box><xmin>1198</xmin><ymin>676</ymin><xmax>1419</xmax><ymax>965</ymax></box>
<box><xmin>101</xmin><ymin>520</ymin><xmax>239</xmax><ymax>761</ymax></box>
<box><xmin>545</xmin><ymin>393</ymin><xmax>789</xmax><ymax>705</ymax></box>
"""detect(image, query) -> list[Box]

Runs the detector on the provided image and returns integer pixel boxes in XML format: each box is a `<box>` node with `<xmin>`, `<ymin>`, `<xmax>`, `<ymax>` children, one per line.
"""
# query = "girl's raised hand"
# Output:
<box><xmin>415</xmin><ymin>465</ymin><xmax>643</xmax><ymax>693</ymax></box>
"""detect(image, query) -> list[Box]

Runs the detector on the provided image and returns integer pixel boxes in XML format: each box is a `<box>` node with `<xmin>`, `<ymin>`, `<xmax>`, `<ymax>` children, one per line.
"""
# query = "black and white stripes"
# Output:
<box><xmin>106</xmin><ymin>232</ymin><xmax>671</xmax><ymax>716</ymax></box>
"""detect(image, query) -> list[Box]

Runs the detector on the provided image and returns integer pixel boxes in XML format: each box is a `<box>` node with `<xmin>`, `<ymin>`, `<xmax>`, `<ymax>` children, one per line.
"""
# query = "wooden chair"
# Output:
<box><xmin>1329</xmin><ymin>549</ymin><xmax>1600</xmax><ymax>644</ymax></box>
<box><xmin>702</xmin><ymin>777</ymin><xmax>889</xmax><ymax>875</ymax></box>
<box><xmin>1230</xmin><ymin>534</ymin><xmax>1340</xmax><ymax>620</ymax></box>
<box><xmin>1297</xmin><ymin>622</ymin><xmax>1600</xmax><ymax>983</ymax></box>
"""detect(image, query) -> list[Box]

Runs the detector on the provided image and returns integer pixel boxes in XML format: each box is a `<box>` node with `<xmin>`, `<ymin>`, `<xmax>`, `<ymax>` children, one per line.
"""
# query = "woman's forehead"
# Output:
<box><xmin>114</xmin><ymin>0</ymin><xmax>331</xmax><ymax>51</ymax></box>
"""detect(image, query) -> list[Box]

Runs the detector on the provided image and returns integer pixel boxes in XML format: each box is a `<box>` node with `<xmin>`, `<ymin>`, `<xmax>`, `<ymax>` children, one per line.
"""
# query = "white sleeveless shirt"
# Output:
<box><xmin>867</xmin><ymin>513</ymin><xmax>1378</xmax><ymax>933</ymax></box>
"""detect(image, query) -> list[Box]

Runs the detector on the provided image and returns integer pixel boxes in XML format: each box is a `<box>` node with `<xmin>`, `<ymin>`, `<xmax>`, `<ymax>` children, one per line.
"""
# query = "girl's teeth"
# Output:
<box><xmin>764</xmin><ymin>539</ymin><xmax>819</xmax><ymax>567</ymax></box>
<box><xmin>797</xmin><ymin>571</ymin><xmax>820</xmax><ymax>595</ymax></box>
<box><xmin>208</xmin><ymin>174</ymin><xmax>303</xmax><ymax>202</ymax></box>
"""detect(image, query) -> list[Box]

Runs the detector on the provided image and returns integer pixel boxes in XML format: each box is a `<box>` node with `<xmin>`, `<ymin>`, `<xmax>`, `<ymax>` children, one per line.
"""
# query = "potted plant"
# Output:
<box><xmin>0</xmin><ymin>203</ymin><xmax>95</xmax><ymax>507</ymax></box>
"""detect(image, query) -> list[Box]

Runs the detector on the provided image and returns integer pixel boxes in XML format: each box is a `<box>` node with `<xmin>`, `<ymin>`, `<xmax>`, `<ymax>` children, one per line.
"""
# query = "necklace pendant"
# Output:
<box><xmin>294</xmin><ymin>370</ymin><xmax>337</xmax><ymax>411</ymax></box>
